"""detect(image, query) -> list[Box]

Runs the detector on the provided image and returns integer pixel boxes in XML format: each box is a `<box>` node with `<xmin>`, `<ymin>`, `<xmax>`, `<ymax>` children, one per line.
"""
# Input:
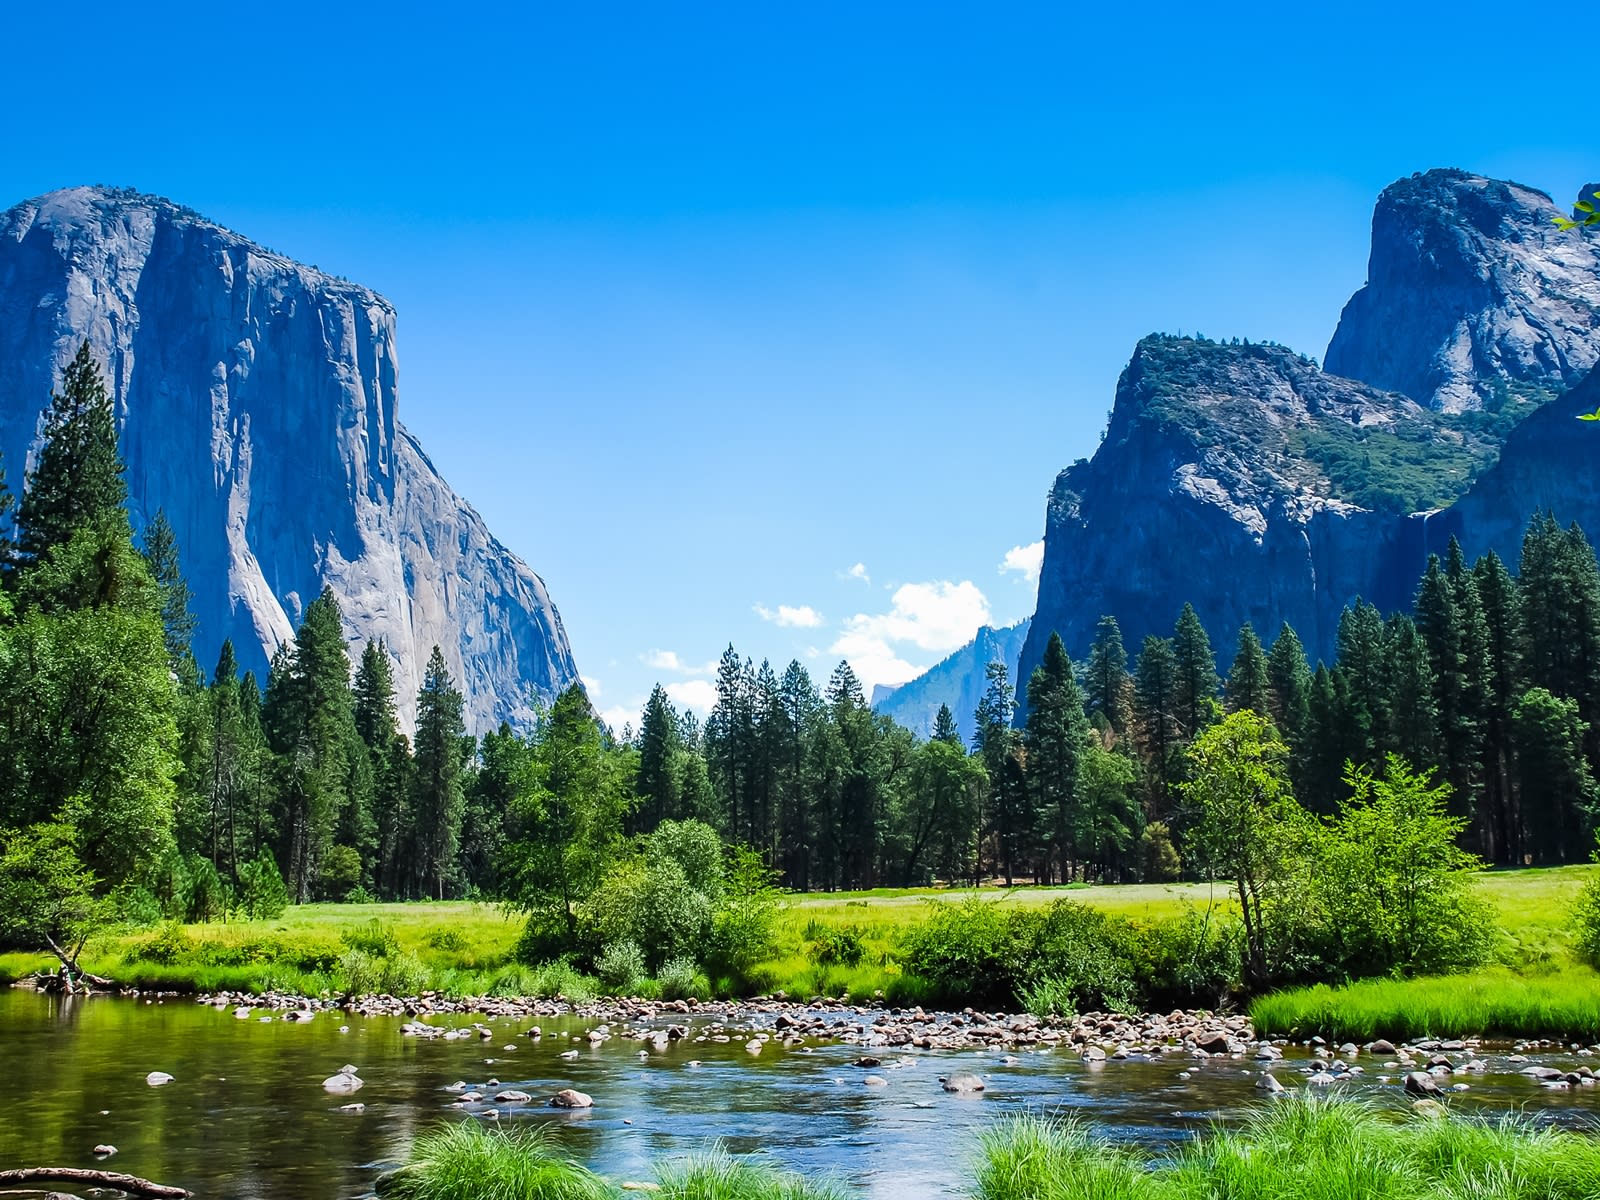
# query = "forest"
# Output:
<box><xmin>2</xmin><ymin>347</ymin><xmax>1599</xmax><ymax>990</ymax></box>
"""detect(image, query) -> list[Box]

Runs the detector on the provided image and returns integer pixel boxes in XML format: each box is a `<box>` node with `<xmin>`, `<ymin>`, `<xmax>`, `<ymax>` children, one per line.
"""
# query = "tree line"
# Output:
<box><xmin>3</xmin><ymin>348</ymin><xmax>1598</xmax><ymax>980</ymax></box>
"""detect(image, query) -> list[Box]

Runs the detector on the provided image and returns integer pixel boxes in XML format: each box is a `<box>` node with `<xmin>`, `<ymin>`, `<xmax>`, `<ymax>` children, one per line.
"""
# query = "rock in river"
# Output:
<box><xmin>550</xmin><ymin>1088</ymin><xmax>593</xmax><ymax>1108</ymax></box>
<box><xmin>941</xmin><ymin>1072</ymin><xmax>985</xmax><ymax>1094</ymax></box>
<box><xmin>145</xmin><ymin>1072</ymin><xmax>174</xmax><ymax>1087</ymax></box>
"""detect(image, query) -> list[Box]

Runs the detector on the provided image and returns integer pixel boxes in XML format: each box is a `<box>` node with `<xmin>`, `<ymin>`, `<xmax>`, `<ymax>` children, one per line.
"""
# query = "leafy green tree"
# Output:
<box><xmin>0</xmin><ymin>823</ymin><xmax>109</xmax><ymax>986</ymax></box>
<box><xmin>1076</xmin><ymin>741</ymin><xmax>1142</xmax><ymax>881</ymax></box>
<box><xmin>902</xmin><ymin>737</ymin><xmax>985</xmax><ymax>885</ymax></box>
<box><xmin>1315</xmin><ymin>756</ymin><xmax>1492</xmax><ymax>978</ymax></box>
<box><xmin>412</xmin><ymin>645</ymin><xmax>468</xmax><ymax>899</ymax></box>
<box><xmin>504</xmin><ymin>685</ymin><xmax>634</xmax><ymax>950</ymax></box>
<box><xmin>1225</xmin><ymin>623</ymin><xmax>1271</xmax><ymax>715</ymax></box>
<box><xmin>1183</xmin><ymin>710</ymin><xmax>1308</xmax><ymax>987</ymax></box>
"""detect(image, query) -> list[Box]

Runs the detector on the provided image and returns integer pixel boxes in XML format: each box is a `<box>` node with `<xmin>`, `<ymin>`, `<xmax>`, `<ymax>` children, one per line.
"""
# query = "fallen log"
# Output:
<box><xmin>0</xmin><ymin>1168</ymin><xmax>189</xmax><ymax>1197</ymax></box>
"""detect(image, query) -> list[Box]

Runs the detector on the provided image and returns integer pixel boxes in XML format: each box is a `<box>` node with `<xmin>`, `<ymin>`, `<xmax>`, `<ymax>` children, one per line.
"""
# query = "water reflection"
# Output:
<box><xmin>0</xmin><ymin>989</ymin><xmax>1595</xmax><ymax>1198</ymax></box>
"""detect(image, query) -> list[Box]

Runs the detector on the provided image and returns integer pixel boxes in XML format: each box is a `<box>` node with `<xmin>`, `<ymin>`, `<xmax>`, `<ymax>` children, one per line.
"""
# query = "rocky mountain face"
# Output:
<box><xmin>1018</xmin><ymin>336</ymin><xmax>1494</xmax><ymax>688</ymax></box>
<box><xmin>1020</xmin><ymin>168</ymin><xmax>1598</xmax><ymax>697</ymax></box>
<box><xmin>0</xmin><ymin>187</ymin><xmax>579</xmax><ymax>732</ymax></box>
<box><xmin>1325</xmin><ymin>170</ymin><xmax>1599</xmax><ymax>413</ymax></box>
<box><xmin>872</xmin><ymin>619</ymin><xmax>1031</xmax><ymax>742</ymax></box>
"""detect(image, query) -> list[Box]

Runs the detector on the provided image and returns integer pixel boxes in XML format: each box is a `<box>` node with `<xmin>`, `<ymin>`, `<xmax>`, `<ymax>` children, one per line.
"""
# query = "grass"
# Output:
<box><xmin>1250</xmin><ymin>966</ymin><xmax>1600</xmax><ymax>1042</ymax></box>
<box><xmin>1</xmin><ymin>867</ymin><xmax>1594</xmax><ymax>1029</ymax></box>
<box><xmin>972</xmin><ymin>1096</ymin><xmax>1600</xmax><ymax>1200</ymax></box>
<box><xmin>376</xmin><ymin>1123</ymin><xmax>845</xmax><ymax>1200</ymax></box>
<box><xmin>376</xmin><ymin>1122</ymin><xmax>615</xmax><ymax>1200</ymax></box>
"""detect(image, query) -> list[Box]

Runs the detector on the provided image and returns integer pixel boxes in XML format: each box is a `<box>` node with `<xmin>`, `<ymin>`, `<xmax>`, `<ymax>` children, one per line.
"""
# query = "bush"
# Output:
<box><xmin>340</xmin><ymin>948</ymin><xmax>430</xmax><ymax>997</ymax></box>
<box><xmin>1015</xmin><ymin>901</ymin><xmax>1138</xmax><ymax>1013</ymax></box>
<box><xmin>130</xmin><ymin>921</ymin><xmax>194</xmax><ymax>965</ymax></box>
<box><xmin>805</xmin><ymin>922</ymin><xmax>866</xmax><ymax>967</ymax></box>
<box><xmin>426</xmin><ymin>927</ymin><xmax>468</xmax><ymax>953</ymax></box>
<box><xmin>1134</xmin><ymin>909</ymin><xmax>1243</xmax><ymax>1009</ymax></box>
<box><xmin>657</xmin><ymin>955</ymin><xmax>709</xmax><ymax>1000</ymax></box>
<box><xmin>1018</xmin><ymin>976</ymin><xmax>1078</xmax><ymax>1020</ymax></box>
<box><xmin>318</xmin><ymin>844</ymin><xmax>363</xmax><ymax>900</ymax></box>
<box><xmin>344</xmin><ymin>885</ymin><xmax>377</xmax><ymax>904</ymax></box>
<box><xmin>343</xmin><ymin>919</ymin><xmax>401</xmax><ymax>958</ymax></box>
<box><xmin>595</xmin><ymin>939</ymin><xmax>647</xmax><ymax>992</ymax></box>
<box><xmin>900</xmin><ymin>898</ymin><xmax>1014</xmax><ymax>1007</ymax></box>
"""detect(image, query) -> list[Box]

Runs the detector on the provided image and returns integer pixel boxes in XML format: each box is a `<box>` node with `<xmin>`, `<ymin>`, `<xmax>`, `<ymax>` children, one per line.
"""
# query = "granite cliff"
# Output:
<box><xmin>1020</xmin><ymin>169</ymin><xmax>1598</xmax><ymax>696</ymax></box>
<box><xmin>0</xmin><ymin>186</ymin><xmax>579</xmax><ymax>732</ymax></box>
<box><xmin>1326</xmin><ymin>170</ymin><xmax>1599</xmax><ymax>413</ymax></box>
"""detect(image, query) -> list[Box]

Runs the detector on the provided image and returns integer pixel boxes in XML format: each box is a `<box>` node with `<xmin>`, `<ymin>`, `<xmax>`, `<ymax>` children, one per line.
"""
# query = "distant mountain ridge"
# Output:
<box><xmin>0</xmin><ymin>186</ymin><xmax>580</xmax><ymax>732</ymax></box>
<box><xmin>1019</xmin><ymin>169</ymin><xmax>1599</xmax><ymax>694</ymax></box>
<box><xmin>872</xmin><ymin>620</ymin><xmax>1031</xmax><ymax>742</ymax></box>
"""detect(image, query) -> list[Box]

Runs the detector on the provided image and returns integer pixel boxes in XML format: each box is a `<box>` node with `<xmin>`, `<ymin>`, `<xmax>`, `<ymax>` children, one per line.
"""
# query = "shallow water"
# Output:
<box><xmin>1</xmin><ymin>989</ymin><xmax>1597</xmax><ymax>1198</ymax></box>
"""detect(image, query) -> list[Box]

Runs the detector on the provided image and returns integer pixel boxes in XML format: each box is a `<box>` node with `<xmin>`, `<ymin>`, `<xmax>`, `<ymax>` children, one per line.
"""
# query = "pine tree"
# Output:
<box><xmin>932</xmin><ymin>704</ymin><xmax>962</xmax><ymax>746</ymax></box>
<box><xmin>774</xmin><ymin>660</ymin><xmax>820</xmax><ymax>888</ymax></box>
<box><xmin>1384</xmin><ymin>615</ymin><xmax>1439</xmax><ymax>769</ymax></box>
<box><xmin>1475</xmin><ymin>550</ymin><xmax>1525</xmax><ymax>861</ymax></box>
<box><xmin>1084</xmin><ymin>616</ymin><xmax>1133</xmax><ymax>737</ymax></box>
<box><xmin>1024</xmin><ymin>632</ymin><xmax>1091</xmax><ymax>883</ymax></box>
<box><xmin>1265</xmin><ymin>623</ymin><xmax>1312</xmax><ymax>751</ymax></box>
<box><xmin>139</xmin><ymin>509</ymin><xmax>198</xmax><ymax>675</ymax></box>
<box><xmin>206</xmin><ymin>641</ymin><xmax>247</xmax><ymax>877</ymax></box>
<box><xmin>1335</xmin><ymin>600</ymin><xmax>1390</xmax><ymax>771</ymax></box>
<box><xmin>412</xmin><ymin>645</ymin><xmax>468</xmax><ymax>900</ymax></box>
<box><xmin>635</xmin><ymin>685</ymin><xmax>682</xmax><ymax>831</ymax></box>
<box><xmin>1171</xmin><ymin>604</ymin><xmax>1220</xmax><ymax>739</ymax></box>
<box><xmin>974</xmin><ymin>660</ymin><xmax>1024</xmax><ymax>884</ymax></box>
<box><xmin>1225</xmin><ymin>623</ymin><xmax>1271</xmax><ymax>715</ymax></box>
<box><xmin>353</xmin><ymin>640</ymin><xmax>408</xmax><ymax>896</ymax></box>
<box><xmin>1133</xmin><ymin>635</ymin><xmax>1182</xmax><ymax>819</ymax></box>
<box><xmin>16</xmin><ymin>342</ymin><xmax>128</xmax><ymax>567</ymax></box>
<box><xmin>1513</xmin><ymin>687</ymin><xmax>1599</xmax><ymax>862</ymax></box>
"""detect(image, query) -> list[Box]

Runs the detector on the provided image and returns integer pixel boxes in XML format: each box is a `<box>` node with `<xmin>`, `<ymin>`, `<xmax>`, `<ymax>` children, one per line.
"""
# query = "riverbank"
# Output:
<box><xmin>3</xmin><ymin>866</ymin><xmax>1595</xmax><ymax>1041</ymax></box>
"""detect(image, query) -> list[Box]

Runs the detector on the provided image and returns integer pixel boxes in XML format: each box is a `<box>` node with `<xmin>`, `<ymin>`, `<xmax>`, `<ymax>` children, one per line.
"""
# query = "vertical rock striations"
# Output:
<box><xmin>1325</xmin><ymin>169</ymin><xmax>1599</xmax><ymax>413</ymax></box>
<box><xmin>0</xmin><ymin>186</ymin><xmax>578</xmax><ymax>732</ymax></box>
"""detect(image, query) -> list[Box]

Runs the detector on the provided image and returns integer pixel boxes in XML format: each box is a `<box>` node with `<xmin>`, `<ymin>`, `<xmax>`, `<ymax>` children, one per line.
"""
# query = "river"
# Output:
<box><xmin>2</xmin><ymin>989</ymin><xmax>1597</xmax><ymax>1198</ymax></box>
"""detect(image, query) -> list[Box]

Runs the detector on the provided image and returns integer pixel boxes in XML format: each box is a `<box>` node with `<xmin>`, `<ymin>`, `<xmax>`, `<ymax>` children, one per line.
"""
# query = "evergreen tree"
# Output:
<box><xmin>1171</xmin><ymin>603</ymin><xmax>1220</xmax><ymax>739</ymax></box>
<box><xmin>412</xmin><ymin>646</ymin><xmax>468</xmax><ymax>899</ymax></box>
<box><xmin>16</xmin><ymin>342</ymin><xmax>128</xmax><ymax>572</ymax></box>
<box><xmin>1513</xmin><ymin>687</ymin><xmax>1599</xmax><ymax>861</ymax></box>
<box><xmin>139</xmin><ymin>509</ymin><xmax>198</xmax><ymax>675</ymax></box>
<box><xmin>1133</xmin><ymin>635</ymin><xmax>1182</xmax><ymax>819</ymax></box>
<box><xmin>205</xmin><ymin>641</ymin><xmax>247</xmax><ymax>877</ymax></box>
<box><xmin>1475</xmin><ymin>550</ymin><xmax>1525</xmax><ymax>862</ymax></box>
<box><xmin>1265</xmin><ymin>622</ymin><xmax>1312</xmax><ymax>751</ymax></box>
<box><xmin>353</xmin><ymin>639</ymin><xmax>410</xmax><ymax>896</ymax></box>
<box><xmin>634</xmin><ymin>685</ymin><xmax>682</xmax><ymax>831</ymax></box>
<box><xmin>1335</xmin><ymin>600</ymin><xmax>1390</xmax><ymax>771</ymax></box>
<box><xmin>1225</xmin><ymin>623</ymin><xmax>1271</xmax><ymax>716</ymax></box>
<box><xmin>1024</xmin><ymin>632</ymin><xmax>1091</xmax><ymax>883</ymax></box>
<box><xmin>705</xmin><ymin>645</ymin><xmax>754</xmax><ymax>842</ymax></box>
<box><xmin>1084</xmin><ymin>616</ymin><xmax>1133</xmax><ymax>737</ymax></box>
<box><xmin>932</xmin><ymin>703</ymin><xmax>962</xmax><ymax>746</ymax></box>
<box><xmin>1384</xmin><ymin>615</ymin><xmax>1439</xmax><ymax>770</ymax></box>
<box><xmin>974</xmin><ymin>660</ymin><xmax>1025</xmax><ymax>884</ymax></box>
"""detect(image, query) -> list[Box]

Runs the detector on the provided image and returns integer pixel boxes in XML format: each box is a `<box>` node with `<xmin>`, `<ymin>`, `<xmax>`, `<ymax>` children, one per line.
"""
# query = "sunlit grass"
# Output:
<box><xmin>375</xmin><ymin>1121</ymin><xmax>617</xmax><ymax>1200</ymax></box>
<box><xmin>973</xmin><ymin>1096</ymin><xmax>1600</xmax><ymax>1200</ymax></box>
<box><xmin>1250</xmin><ymin>965</ymin><xmax>1600</xmax><ymax>1041</ymax></box>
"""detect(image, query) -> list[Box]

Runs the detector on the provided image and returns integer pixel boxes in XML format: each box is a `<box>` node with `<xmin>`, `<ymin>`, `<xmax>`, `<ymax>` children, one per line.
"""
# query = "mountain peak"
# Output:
<box><xmin>1325</xmin><ymin>168</ymin><xmax>1599</xmax><ymax>413</ymax></box>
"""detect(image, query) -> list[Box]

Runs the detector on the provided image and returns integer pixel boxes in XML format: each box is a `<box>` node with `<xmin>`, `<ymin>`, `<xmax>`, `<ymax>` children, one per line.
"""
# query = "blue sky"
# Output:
<box><xmin>1</xmin><ymin>2</ymin><xmax>1593</xmax><ymax>730</ymax></box>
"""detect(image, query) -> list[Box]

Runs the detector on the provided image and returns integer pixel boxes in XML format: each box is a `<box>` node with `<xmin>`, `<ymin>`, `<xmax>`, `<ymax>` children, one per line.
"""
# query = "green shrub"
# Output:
<box><xmin>344</xmin><ymin>885</ymin><xmax>377</xmax><ymax>904</ymax></box>
<box><xmin>804</xmin><ymin>923</ymin><xmax>866</xmax><ymax>967</ymax></box>
<box><xmin>657</xmin><ymin>955</ymin><xmax>709</xmax><ymax>1000</ymax></box>
<box><xmin>343</xmin><ymin>918</ymin><xmax>401</xmax><ymax>958</ymax></box>
<box><xmin>130</xmin><ymin>922</ymin><xmax>194</xmax><ymax>965</ymax></box>
<box><xmin>595</xmin><ymin>940</ymin><xmax>647</xmax><ymax>992</ymax></box>
<box><xmin>426</xmin><ymin>926</ymin><xmax>469</xmax><ymax>953</ymax></box>
<box><xmin>1018</xmin><ymin>976</ymin><xmax>1078</xmax><ymax>1020</ymax></box>
<box><xmin>900</xmin><ymin>897</ymin><xmax>1014</xmax><ymax>1006</ymax></box>
<box><xmin>1134</xmin><ymin>909</ymin><xmax>1243</xmax><ymax>1009</ymax></box>
<box><xmin>1015</xmin><ymin>901</ymin><xmax>1138</xmax><ymax>1013</ymax></box>
<box><xmin>339</xmin><ymin>947</ymin><xmax>430</xmax><ymax>997</ymax></box>
<box><xmin>1574</xmin><ymin>849</ymin><xmax>1600</xmax><ymax>969</ymax></box>
<box><xmin>235</xmin><ymin>852</ymin><xmax>288</xmax><ymax>920</ymax></box>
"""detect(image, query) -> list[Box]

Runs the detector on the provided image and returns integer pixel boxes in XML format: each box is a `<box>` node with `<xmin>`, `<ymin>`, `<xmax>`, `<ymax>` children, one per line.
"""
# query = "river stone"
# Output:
<box><xmin>863</xmin><ymin>1075</ymin><xmax>889</xmax><ymax>1087</ymax></box>
<box><xmin>1082</xmin><ymin>1046</ymin><xmax>1107</xmax><ymax>1062</ymax></box>
<box><xmin>92</xmin><ymin>1143</ymin><xmax>117</xmax><ymax>1156</ymax></box>
<box><xmin>339</xmin><ymin>1103</ymin><xmax>366</xmax><ymax>1113</ymax></box>
<box><xmin>1521</xmin><ymin>1066</ymin><xmax>1564</xmax><ymax>1081</ymax></box>
<box><xmin>1255</xmin><ymin>1074</ymin><xmax>1284</xmax><ymax>1093</ymax></box>
<box><xmin>323</xmin><ymin>1072</ymin><xmax>364</xmax><ymax>1093</ymax></box>
<box><xmin>1367</xmin><ymin>1039</ymin><xmax>1397</xmax><ymax>1056</ymax></box>
<box><xmin>1404</xmin><ymin>1071</ymin><xmax>1442</xmax><ymax>1097</ymax></box>
<box><xmin>941</xmin><ymin>1072</ymin><xmax>985</xmax><ymax>1093</ymax></box>
<box><xmin>494</xmin><ymin>1090</ymin><xmax>533</xmax><ymax>1103</ymax></box>
<box><xmin>145</xmin><ymin>1071</ymin><xmax>174</xmax><ymax>1086</ymax></box>
<box><xmin>551</xmin><ymin>1088</ymin><xmax>593</xmax><ymax>1108</ymax></box>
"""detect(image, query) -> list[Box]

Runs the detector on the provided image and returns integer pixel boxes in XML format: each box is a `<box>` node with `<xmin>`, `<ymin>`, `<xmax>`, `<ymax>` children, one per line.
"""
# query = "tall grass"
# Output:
<box><xmin>973</xmin><ymin>1096</ymin><xmax>1600</xmax><ymax>1200</ymax></box>
<box><xmin>1249</xmin><ymin>966</ymin><xmax>1600</xmax><ymax>1041</ymax></box>
<box><xmin>376</xmin><ymin>1122</ymin><xmax>616</xmax><ymax>1200</ymax></box>
<box><xmin>654</xmin><ymin>1149</ymin><xmax>848</xmax><ymax>1200</ymax></box>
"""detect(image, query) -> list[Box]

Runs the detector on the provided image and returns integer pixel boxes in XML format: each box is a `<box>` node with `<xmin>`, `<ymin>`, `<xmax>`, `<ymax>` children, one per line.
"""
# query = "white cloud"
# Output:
<box><xmin>1000</xmin><ymin>540</ymin><xmax>1045</xmax><ymax>584</ymax></box>
<box><xmin>598</xmin><ymin>704</ymin><xmax>637</xmax><ymax>734</ymax></box>
<box><xmin>754</xmin><ymin>603</ymin><xmax>824</xmax><ymax>629</ymax></box>
<box><xmin>830</xmin><ymin>580</ymin><xmax>992</xmax><ymax>693</ymax></box>
<box><xmin>581</xmin><ymin>675</ymin><xmax>603</xmax><ymax>697</ymax></box>
<box><xmin>665</xmin><ymin>679</ymin><xmax>718</xmax><ymax>714</ymax></box>
<box><xmin>641</xmin><ymin>649</ymin><xmax>715</xmax><ymax>676</ymax></box>
<box><xmin>841</xmin><ymin>562</ymin><xmax>871</xmax><ymax>584</ymax></box>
